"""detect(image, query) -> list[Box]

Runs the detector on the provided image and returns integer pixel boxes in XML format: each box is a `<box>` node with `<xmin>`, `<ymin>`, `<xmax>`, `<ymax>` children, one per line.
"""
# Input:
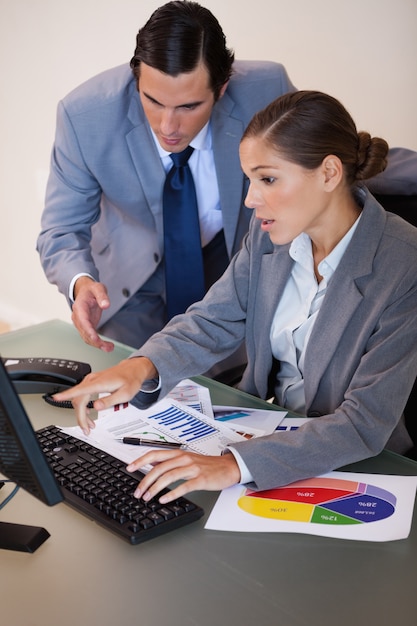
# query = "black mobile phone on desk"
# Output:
<box><xmin>2</xmin><ymin>357</ymin><xmax>91</xmax><ymax>394</ymax></box>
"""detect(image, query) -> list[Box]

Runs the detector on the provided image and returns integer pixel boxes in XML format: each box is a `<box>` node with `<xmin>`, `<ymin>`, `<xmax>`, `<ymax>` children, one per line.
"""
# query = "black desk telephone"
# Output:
<box><xmin>2</xmin><ymin>357</ymin><xmax>91</xmax><ymax>394</ymax></box>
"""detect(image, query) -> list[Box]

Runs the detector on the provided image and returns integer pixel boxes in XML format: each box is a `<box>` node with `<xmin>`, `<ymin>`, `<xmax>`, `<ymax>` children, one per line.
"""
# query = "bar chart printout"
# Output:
<box><xmin>103</xmin><ymin>399</ymin><xmax>245</xmax><ymax>456</ymax></box>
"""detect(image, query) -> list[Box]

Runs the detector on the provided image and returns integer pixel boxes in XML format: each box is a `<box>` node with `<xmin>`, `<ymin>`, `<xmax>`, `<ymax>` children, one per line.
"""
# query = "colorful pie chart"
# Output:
<box><xmin>238</xmin><ymin>477</ymin><xmax>397</xmax><ymax>525</ymax></box>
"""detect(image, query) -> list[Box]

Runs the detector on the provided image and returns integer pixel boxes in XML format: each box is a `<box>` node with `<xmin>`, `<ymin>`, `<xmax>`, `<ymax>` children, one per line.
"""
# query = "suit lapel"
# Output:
<box><xmin>211</xmin><ymin>94</ymin><xmax>246</xmax><ymax>256</ymax></box>
<box><xmin>303</xmin><ymin>272</ymin><xmax>364</xmax><ymax>408</ymax></box>
<box><xmin>303</xmin><ymin>195</ymin><xmax>385</xmax><ymax>408</ymax></box>
<box><xmin>126</xmin><ymin>95</ymin><xmax>166</xmax><ymax>248</ymax></box>
<box><xmin>252</xmin><ymin>245</ymin><xmax>294</xmax><ymax>397</ymax></box>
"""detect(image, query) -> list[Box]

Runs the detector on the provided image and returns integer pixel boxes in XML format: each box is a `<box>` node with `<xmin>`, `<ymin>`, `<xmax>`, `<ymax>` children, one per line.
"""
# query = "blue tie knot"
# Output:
<box><xmin>170</xmin><ymin>146</ymin><xmax>194</xmax><ymax>168</ymax></box>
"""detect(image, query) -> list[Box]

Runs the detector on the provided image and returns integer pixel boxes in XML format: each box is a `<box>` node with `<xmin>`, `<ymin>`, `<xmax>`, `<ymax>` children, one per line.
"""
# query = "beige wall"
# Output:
<box><xmin>0</xmin><ymin>0</ymin><xmax>416</xmax><ymax>328</ymax></box>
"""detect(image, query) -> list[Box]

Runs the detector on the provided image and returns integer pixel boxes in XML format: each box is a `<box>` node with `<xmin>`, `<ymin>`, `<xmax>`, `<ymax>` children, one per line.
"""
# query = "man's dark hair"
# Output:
<box><xmin>130</xmin><ymin>1</ymin><xmax>234</xmax><ymax>100</ymax></box>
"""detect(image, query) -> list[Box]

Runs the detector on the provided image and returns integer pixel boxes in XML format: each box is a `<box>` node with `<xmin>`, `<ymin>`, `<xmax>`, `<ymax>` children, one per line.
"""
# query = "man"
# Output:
<box><xmin>37</xmin><ymin>1</ymin><xmax>295</xmax><ymax>354</ymax></box>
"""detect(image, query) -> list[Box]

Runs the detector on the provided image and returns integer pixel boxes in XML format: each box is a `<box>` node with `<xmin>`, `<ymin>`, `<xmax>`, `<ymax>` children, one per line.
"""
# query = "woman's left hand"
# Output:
<box><xmin>127</xmin><ymin>449</ymin><xmax>241</xmax><ymax>503</ymax></box>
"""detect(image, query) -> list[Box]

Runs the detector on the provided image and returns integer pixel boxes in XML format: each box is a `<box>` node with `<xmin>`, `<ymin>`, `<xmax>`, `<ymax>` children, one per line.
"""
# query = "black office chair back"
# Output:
<box><xmin>373</xmin><ymin>192</ymin><xmax>417</xmax><ymax>458</ymax></box>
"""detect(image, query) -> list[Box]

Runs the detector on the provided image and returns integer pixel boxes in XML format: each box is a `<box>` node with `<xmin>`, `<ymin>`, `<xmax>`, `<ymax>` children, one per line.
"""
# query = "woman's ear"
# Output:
<box><xmin>322</xmin><ymin>155</ymin><xmax>343</xmax><ymax>190</ymax></box>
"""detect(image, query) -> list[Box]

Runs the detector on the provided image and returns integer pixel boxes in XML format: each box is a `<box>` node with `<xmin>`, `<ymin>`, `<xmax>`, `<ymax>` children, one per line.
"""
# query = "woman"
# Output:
<box><xmin>56</xmin><ymin>91</ymin><xmax>417</xmax><ymax>505</ymax></box>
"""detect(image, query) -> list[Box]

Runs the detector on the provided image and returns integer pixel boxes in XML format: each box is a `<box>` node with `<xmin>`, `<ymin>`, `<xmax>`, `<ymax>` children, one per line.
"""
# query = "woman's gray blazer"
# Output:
<box><xmin>136</xmin><ymin>188</ymin><xmax>417</xmax><ymax>490</ymax></box>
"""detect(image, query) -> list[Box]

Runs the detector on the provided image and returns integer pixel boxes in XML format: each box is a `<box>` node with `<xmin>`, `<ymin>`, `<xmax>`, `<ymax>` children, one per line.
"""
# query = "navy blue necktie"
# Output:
<box><xmin>163</xmin><ymin>146</ymin><xmax>205</xmax><ymax>320</ymax></box>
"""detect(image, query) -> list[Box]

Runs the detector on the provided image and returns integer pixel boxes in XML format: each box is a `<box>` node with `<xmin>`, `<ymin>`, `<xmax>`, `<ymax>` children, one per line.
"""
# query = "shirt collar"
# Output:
<box><xmin>319</xmin><ymin>213</ymin><xmax>361</xmax><ymax>276</ymax></box>
<box><xmin>289</xmin><ymin>213</ymin><xmax>362</xmax><ymax>277</ymax></box>
<box><xmin>151</xmin><ymin>121</ymin><xmax>211</xmax><ymax>159</ymax></box>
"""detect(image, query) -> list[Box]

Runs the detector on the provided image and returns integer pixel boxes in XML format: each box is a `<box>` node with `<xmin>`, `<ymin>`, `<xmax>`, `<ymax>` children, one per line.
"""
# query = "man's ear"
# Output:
<box><xmin>217</xmin><ymin>80</ymin><xmax>229</xmax><ymax>100</ymax></box>
<box><xmin>322</xmin><ymin>155</ymin><xmax>343</xmax><ymax>191</ymax></box>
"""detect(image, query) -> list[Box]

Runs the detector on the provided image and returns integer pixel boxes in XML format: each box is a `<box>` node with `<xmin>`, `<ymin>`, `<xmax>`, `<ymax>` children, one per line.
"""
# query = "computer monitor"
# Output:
<box><xmin>0</xmin><ymin>357</ymin><xmax>63</xmax><ymax>553</ymax></box>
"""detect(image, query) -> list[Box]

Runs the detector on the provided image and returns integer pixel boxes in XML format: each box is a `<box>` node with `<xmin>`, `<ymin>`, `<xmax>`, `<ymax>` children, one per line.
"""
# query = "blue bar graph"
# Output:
<box><xmin>149</xmin><ymin>405</ymin><xmax>218</xmax><ymax>442</ymax></box>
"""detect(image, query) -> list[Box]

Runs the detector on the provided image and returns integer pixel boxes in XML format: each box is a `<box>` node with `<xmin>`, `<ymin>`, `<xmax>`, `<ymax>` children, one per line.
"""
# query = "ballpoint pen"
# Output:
<box><xmin>117</xmin><ymin>437</ymin><xmax>184</xmax><ymax>449</ymax></box>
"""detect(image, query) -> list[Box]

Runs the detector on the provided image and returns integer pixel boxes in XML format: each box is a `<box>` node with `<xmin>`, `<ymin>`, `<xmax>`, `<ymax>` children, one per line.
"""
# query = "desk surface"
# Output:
<box><xmin>1</xmin><ymin>320</ymin><xmax>417</xmax><ymax>626</ymax></box>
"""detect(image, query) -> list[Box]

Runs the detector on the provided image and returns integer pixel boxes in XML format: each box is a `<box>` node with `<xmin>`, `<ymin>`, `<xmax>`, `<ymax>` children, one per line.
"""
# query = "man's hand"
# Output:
<box><xmin>72</xmin><ymin>276</ymin><xmax>114</xmax><ymax>352</ymax></box>
<box><xmin>127</xmin><ymin>449</ymin><xmax>241</xmax><ymax>503</ymax></box>
<box><xmin>53</xmin><ymin>357</ymin><xmax>159</xmax><ymax>435</ymax></box>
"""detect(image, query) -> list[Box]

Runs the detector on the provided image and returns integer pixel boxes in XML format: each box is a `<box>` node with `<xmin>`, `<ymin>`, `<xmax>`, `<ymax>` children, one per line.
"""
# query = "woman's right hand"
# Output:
<box><xmin>53</xmin><ymin>357</ymin><xmax>158</xmax><ymax>434</ymax></box>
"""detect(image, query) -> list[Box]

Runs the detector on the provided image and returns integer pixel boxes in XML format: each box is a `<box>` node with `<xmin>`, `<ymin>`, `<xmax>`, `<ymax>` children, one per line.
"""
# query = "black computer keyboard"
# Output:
<box><xmin>36</xmin><ymin>425</ymin><xmax>204</xmax><ymax>544</ymax></box>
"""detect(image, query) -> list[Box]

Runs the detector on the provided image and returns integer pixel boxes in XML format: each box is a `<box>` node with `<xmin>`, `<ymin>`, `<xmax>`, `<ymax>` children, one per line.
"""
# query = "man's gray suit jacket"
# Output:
<box><xmin>37</xmin><ymin>60</ymin><xmax>295</xmax><ymax>326</ymax></box>
<box><xmin>136</xmin><ymin>189</ymin><xmax>417</xmax><ymax>490</ymax></box>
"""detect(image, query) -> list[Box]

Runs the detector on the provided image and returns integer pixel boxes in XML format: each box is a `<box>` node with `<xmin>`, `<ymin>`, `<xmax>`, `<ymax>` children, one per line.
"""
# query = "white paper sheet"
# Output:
<box><xmin>61</xmin><ymin>395</ymin><xmax>246</xmax><ymax>469</ymax></box>
<box><xmin>275</xmin><ymin>416</ymin><xmax>310</xmax><ymax>431</ymax></box>
<box><xmin>167</xmin><ymin>379</ymin><xmax>214</xmax><ymax>418</ymax></box>
<box><xmin>213</xmin><ymin>405</ymin><xmax>287</xmax><ymax>438</ymax></box>
<box><xmin>99</xmin><ymin>398</ymin><xmax>245</xmax><ymax>454</ymax></box>
<box><xmin>205</xmin><ymin>471</ymin><xmax>417</xmax><ymax>542</ymax></box>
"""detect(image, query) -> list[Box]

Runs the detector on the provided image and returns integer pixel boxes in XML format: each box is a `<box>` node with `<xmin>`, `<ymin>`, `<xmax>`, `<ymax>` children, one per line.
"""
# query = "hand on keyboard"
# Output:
<box><xmin>36</xmin><ymin>425</ymin><xmax>204</xmax><ymax>545</ymax></box>
<box><xmin>127</xmin><ymin>447</ymin><xmax>241</xmax><ymax>504</ymax></box>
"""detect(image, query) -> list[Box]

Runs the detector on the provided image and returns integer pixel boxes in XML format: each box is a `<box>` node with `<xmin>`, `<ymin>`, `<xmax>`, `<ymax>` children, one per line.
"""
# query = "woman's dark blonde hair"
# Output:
<box><xmin>242</xmin><ymin>90</ymin><xmax>389</xmax><ymax>185</ymax></box>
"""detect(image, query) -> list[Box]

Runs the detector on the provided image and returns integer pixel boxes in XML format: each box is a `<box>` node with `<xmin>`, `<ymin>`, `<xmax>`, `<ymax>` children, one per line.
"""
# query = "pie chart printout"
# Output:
<box><xmin>237</xmin><ymin>477</ymin><xmax>397</xmax><ymax>525</ymax></box>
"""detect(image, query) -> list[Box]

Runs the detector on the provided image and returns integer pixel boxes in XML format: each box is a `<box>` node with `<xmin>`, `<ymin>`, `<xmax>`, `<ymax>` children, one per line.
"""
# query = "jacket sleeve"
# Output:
<box><xmin>37</xmin><ymin>100</ymin><xmax>102</xmax><ymax>302</ymax></box>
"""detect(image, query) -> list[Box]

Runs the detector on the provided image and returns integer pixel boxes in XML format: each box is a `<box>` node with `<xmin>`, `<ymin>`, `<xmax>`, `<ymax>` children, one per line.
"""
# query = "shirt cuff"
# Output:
<box><xmin>69</xmin><ymin>273</ymin><xmax>95</xmax><ymax>302</ymax></box>
<box><xmin>226</xmin><ymin>446</ymin><xmax>254</xmax><ymax>485</ymax></box>
<box><xmin>140</xmin><ymin>377</ymin><xmax>161</xmax><ymax>393</ymax></box>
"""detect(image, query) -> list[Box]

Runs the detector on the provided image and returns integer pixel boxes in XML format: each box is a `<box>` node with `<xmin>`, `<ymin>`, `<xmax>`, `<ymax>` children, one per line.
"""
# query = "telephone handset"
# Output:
<box><xmin>2</xmin><ymin>357</ymin><xmax>91</xmax><ymax>394</ymax></box>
